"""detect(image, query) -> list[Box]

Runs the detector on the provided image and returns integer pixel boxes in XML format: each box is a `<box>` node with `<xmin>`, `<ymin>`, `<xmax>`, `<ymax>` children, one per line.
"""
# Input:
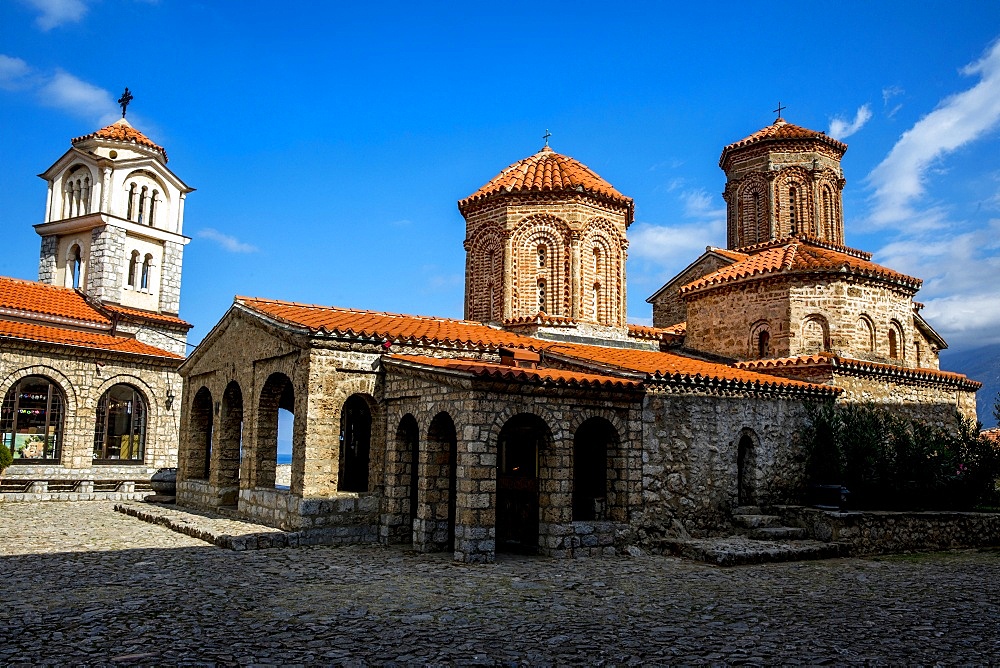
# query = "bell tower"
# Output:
<box><xmin>720</xmin><ymin>117</ymin><xmax>848</xmax><ymax>249</ymax></box>
<box><xmin>34</xmin><ymin>94</ymin><xmax>193</xmax><ymax>319</ymax></box>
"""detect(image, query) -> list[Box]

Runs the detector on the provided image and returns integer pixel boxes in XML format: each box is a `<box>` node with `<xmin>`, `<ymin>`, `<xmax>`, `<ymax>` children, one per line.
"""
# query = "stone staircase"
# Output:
<box><xmin>657</xmin><ymin>506</ymin><xmax>846</xmax><ymax>566</ymax></box>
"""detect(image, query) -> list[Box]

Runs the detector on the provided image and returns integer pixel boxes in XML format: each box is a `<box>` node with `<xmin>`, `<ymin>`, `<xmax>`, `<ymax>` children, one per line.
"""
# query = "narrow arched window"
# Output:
<box><xmin>69</xmin><ymin>245</ymin><xmax>82</xmax><ymax>290</ymax></box>
<box><xmin>137</xmin><ymin>186</ymin><xmax>148</xmax><ymax>225</ymax></box>
<box><xmin>127</xmin><ymin>251</ymin><xmax>140</xmax><ymax>288</ymax></box>
<box><xmin>822</xmin><ymin>187</ymin><xmax>833</xmax><ymax>239</ymax></box>
<box><xmin>487</xmin><ymin>281</ymin><xmax>496</xmax><ymax>320</ymax></box>
<box><xmin>758</xmin><ymin>330</ymin><xmax>770</xmax><ymax>358</ymax></box>
<box><xmin>593</xmin><ymin>247</ymin><xmax>601</xmax><ymax>274</ymax></box>
<box><xmin>93</xmin><ymin>384</ymin><xmax>147</xmax><ymax>462</ymax></box>
<box><xmin>148</xmin><ymin>190</ymin><xmax>158</xmax><ymax>226</ymax></box>
<box><xmin>127</xmin><ymin>183</ymin><xmax>137</xmax><ymax>220</ymax></box>
<box><xmin>537</xmin><ymin>245</ymin><xmax>546</xmax><ymax>268</ymax></box>
<box><xmin>141</xmin><ymin>254</ymin><xmax>152</xmax><ymax>291</ymax></box>
<box><xmin>788</xmin><ymin>187</ymin><xmax>798</xmax><ymax>235</ymax></box>
<box><xmin>1</xmin><ymin>376</ymin><xmax>65</xmax><ymax>461</ymax></box>
<box><xmin>592</xmin><ymin>283</ymin><xmax>600</xmax><ymax>320</ymax></box>
<box><xmin>888</xmin><ymin>327</ymin><xmax>898</xmax><ymax>359</ymax></box>
<box><xmin>537</xmin><ymin>279</ymin><xmax>546</xmax><ymax>313</ymax></box>
<box><xmin>82</xmin><ymin>176</ymin><xmax>91</xmax><ymax>214</ymax></box>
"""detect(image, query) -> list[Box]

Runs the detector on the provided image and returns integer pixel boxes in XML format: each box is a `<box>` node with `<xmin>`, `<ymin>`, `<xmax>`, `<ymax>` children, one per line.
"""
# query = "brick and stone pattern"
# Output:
<box><xmin>0</xmin><ymin>340</ymin><xmax>181</xmax><ymax>484</ymax></box>
<box><xmin>86</xmin><ymin>225</ymin><xmax>126</xmax><ymax>303</ymax></box>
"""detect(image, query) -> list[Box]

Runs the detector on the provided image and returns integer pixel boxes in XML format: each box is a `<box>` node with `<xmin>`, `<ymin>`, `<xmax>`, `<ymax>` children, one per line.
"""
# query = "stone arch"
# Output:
<box><xmin>91</xmin><ymin>373</ymin><xmax>158</xmax><ymax>422</ymax></box>
<box><xmin>1</xmin><ymin>373</ymin><xmax>69</xmax><ymax>462</ymax></box>
<box><xmin>888</xmin><ymin>319</ymin><xmax>905</xmax><ymax>361</ymax></box>
<box><xmin>122</xmin><ymin>169</ymin><xmax>168</xmax><ymax>227</ymax></box>
<box><xmin>496</xmin><ymin>412</ymin><xmax>553</xmax><ymax>554</ymax></box>
<box><xmin>1</xmin><ymin>365</ymin><xmax>79</xmax><ymax>416</ymax></box>
<box><xmin>393</xmin><ymin>413</ymin><xmax>420</xmax><ymax>543</ymax></box>
<box><xmin>749</xmin><ymin>320</ymin><xmax>772</xmax><ymax>359</ymax></box>
<box><xmin>818</xmin><ymin>179</ymin><xmax>841</xmax><ymax>243</ymax></box>
<box><xmin>62</xmin><ymin>164</ymin><xmax>95</xmax><ymax>218</ymax></box>
<box><xmin>801</xmin><ymin>314</ymin><xmax>831</xmax><ymax>353</ymax></box>
<box><xmin>92</xmin><ymin>382</ymin><xmax>149</xmax><ymax>462</ymax></box>
<box><xmin>857</xmin><ymin>315</ymin><xmax>876</xmax><ymax>353</ymax></box>
<box><xmin>216</xmin><ymin>380</ymin><xmax>244</xmax><ymax>499</ymax></box>
<box><xmin>774</xmin><ymin>167</ymin><xmax>814</xmax><ymax>237</ymax></box>
<box><xmin>736</xmin><ymin>428</ymin><xmax>760</xmax><ymax>506</ymax></box>
<box><xmin>581</xmin><ymin>217</ymin><xmax>624</xmax><ymax>325</ymax></box>
<box><xmin>65</xmin><ymin>240</ymin><xmax>85</xmax><ymax>289</ymax></box>
<box><xmin>736</xmin><ymin>174</ymin><xmax>770</xmax><ymax>246</ymax></box>
<box><xmin>187</xmin><ymin>386</ymin><xmax>214</xmax><ymax>480</ymax></box>
<box><xmin>466</xmin><ymin>227</ymin><xmax>505</xmax><ymax>322</ymax></box>
<box><xmin>510</xmin><ymin>214</ymin><xmax>572</xmax><ymax>317</ymax></box>
<box><xmin>339</xmin><ymin>393</ymin><xmax>375</xmax><ymax>493</ymax></box>
<box><xmin>254</xmin><ymin>372</ymin><xmax>293</xmax><ymax>489</ymax></box>
<box><xmin>415</xmin><ymin>411</ymin><xmax>458</xmax><ymax>552</ymax></box>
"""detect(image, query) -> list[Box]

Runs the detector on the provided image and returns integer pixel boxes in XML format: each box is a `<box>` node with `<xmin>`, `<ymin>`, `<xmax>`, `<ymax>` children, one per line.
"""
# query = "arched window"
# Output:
<box><xmin>537</xmin><ymin>279</ymin><xmax>546</xmax><ymax>313</ymax></box>
<box><xmin>339</xmin><ymin>395</ymin><xmax>372</xmax><ymax>493</ymax></box>
<box><xmin>127</xmin><ymin>251</ymin><xmax>139</xmax><ymax>288</ymax></box>
<box><xmin>537</xmin><ymin>244</ymin><xmax>546</xmax><ymax>268</ymax></box>
<box><xmin>802</xmin><ymin>315</ymin><xmax>830</xmax><ymax>353</ymax></box>
<box><xmin>887</xmin><ymin>322</ymin><xmax>904</xmax><ymax>361</ymax></box>
<box><xmin>127</xmin><ymin>183</ymin><xmax>137</xmax><ymax>220</ymax></box>
<box><xmin>1</xmin><ymin>376</ymin><xmax>65</xmax><ymax>461</ymax></box>
<box><xmin>93</xmin><ymin>384</ymin><xmax>147</xmax><ymax>462</ymax></box>
<box><xmin>593</xmin><ymin>247</ymin><xmax>601</xmax><ymax>274</ymax></box>
<box><xmin>148</xmin><ymin>190</ymin><xmax>158</xmax><ymax>226</ymax></box>
<box><xmin>592</xmin><ymin>283</ymin><xmax>600</xmax><ymax>320</ymax></box>
<box><xmin>788</xmin><ymin>187</ymin><xmax>798</xmax><ymax>235</ymax></box>
<box><xmin>140</xmin><ymin>254</ymin><xmax>153</xmax><ymax>291</ymax></box>
<box><xmin>69</xmin><ymin>244</ymin><xmax>82</xmax><ymax>290</ymax></box>
<box><xmin>137</xmin><ymin>186</ymin><xmax>148</xmax><ymax>225</ymax></box>
<box><xmin>822</xmin><ymin>186</ymin><xmax>834</xmax><ymax>239</ymax></box>
<box><xmin>857</xmin><ymin>316</ymin><xmax>875</xmax><ymax>353</ymax></box>
<box><xmin>82</xmin><ymin>176</ymin><xmax>91</xmax><ymax>215</ymax></box>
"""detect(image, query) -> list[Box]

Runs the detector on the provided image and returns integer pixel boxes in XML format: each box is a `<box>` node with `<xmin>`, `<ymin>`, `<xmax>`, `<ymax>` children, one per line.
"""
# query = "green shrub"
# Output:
<box><xmin>0</xmin><ymin>441</ymin><xmax>11</xmax><ymax>473</ymax></box>
<box><xmin>805</xmin><ymin>403</ymin><xmax>1000</xmax><ymax>510</ymax></box>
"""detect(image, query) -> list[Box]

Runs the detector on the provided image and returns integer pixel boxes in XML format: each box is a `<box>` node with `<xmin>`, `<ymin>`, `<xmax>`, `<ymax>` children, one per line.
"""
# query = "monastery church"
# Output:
<box><xmin>0</xmin><ymin>108</ymin><xmax>981</xmax><ymax>561</ymax></box>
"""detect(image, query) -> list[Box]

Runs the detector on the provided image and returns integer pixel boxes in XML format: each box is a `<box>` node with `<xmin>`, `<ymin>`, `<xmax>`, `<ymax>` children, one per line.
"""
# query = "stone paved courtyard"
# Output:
<box><xmin>1</xmin><ymin>502</ymin><xmax>998</xmax><ymax>666</ymax></box>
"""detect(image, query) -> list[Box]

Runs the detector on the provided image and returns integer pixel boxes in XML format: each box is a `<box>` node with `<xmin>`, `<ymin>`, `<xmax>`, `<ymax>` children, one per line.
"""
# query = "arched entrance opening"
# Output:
<box><xmin>497</xmin><ymin>413</ymin><xmax>550</xmax><ymax>554</ymax></box>
<box><xmin>573</xmin><ymin>417</ymin><xmax>618</xmax><ymax>521</ymax></box>
<box><xmin>422</xmin><ymin>412</ymin><xmax>457</xmax><ymax>552</ymax></box>
<box><xmin>189</xmin><ymin>387</ymin><xmax>213</xmax><ymax>479</ymax></box>
<box><xmin>737</xmin><ymin>433</ymin><xmax>757</xmax><ymax>506</ymax></box>
<box><xmin>339</xmin><ymin>394</ymin><xmax>372</xmax><ymax>493</ymax></box>
<box><xmin>394</xmin><ymin>414</ymin><xmax>420</xmax><ymax>541</ymax></box>
<box><xmin>256</xmin><ymin>373</ymin><xmax>294</xmax><ymax>489</ymax></box>
<box><xmin>218</xmin><ymin>381</ymin><xmax>244</xmax><ymax>505</ymax></box>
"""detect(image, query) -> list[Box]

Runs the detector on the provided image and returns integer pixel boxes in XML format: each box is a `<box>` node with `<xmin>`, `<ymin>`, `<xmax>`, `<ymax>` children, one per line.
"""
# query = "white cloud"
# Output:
<box><xmin>866</xmin><ymin>39</ymin><xmax>1000</xmax><ymax>228</ymax></box>
<box><xmin>882</xmin><ymin>86</ymin><xmax>904</xmax><ymax>106</ymax></box>
<box><xmin>0</xmin><ymin>55</ymin><xmax>32</xmax><ymax>90</ymax></box>
<box><xmin>23</xmin><ymin>0</ymin><xmax>88</xmax><ymax>31</ymax></box>
<box><xmin>828</xmin><ymin>104</ymin><xmax>872</xmax><ymax>139</ymax></box>
<box><xmin>38</xmin><ymin>70</ymin><xmax>117</xmax><ymax>121</ymax></box>
<box><xmin>197</xmin><ymin>228</ymin><xmax>259</xmax><ymax>253</ymax></box>
<box><xmin>629</xmin><ymin>187</ymin><xmax>726</xmax><ymax>264</ymax></box>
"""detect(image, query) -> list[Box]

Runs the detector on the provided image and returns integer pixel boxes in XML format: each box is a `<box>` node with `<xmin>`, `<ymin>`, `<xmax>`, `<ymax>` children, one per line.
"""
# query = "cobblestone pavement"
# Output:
<box><xmin>1</xmin><ymin>502</ymin><xmax>998</xmax><ymax>666</ymax></box>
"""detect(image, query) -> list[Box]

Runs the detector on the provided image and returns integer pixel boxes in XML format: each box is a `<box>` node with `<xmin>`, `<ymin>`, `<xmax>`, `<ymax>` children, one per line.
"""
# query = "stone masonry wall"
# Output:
<box><xmin>37</xmin><ymin>235</ymin><xmax>58</xmax><ymax>284</ymax></box>
<box><xmin>650</xmin><ymin>253</ymin><xmax>734</xmax><ymax>328</ymax></box>
<box><xmin>684</xmin><ymin>281</ymin><xmax>792</xmax><ymax>360</ymax></box>
<box><xmin>158</xmin><ymin>240</ymin><xmax>184</xmax><ymax>315</ymax></box>
<box><xmin>86</xmin><ymin>225</ymin><xmax>126</xmax><ymax>303</ymax></box>
<box><xmin>0</xmin><ymin>340</ymin><xmax>181</xmax><ymax>482</ymax></box>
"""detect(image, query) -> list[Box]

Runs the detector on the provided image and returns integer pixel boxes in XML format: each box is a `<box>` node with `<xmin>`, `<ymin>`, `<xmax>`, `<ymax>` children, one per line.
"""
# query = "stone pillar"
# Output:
<box><xmin>37</xmin><ymin>235</ymin><xmax>58</xmax><ymax>285</ymax></box>
<box><xmin>158</xmin><ymin>240</ymin><xmax>184</xmax><ymax>315</ymax></box>
<box><xmin>87</xmin><ymin>225</ymin><xmax>125</xmax><ymax>302</ymax></box>
<box><xmin>452</xmin><ymin>431</ymin><xmax>497</xmax><ymax>564</ymax></box>
<box><xmin>101</xmin><ymin>166</ymin><xmax>113</xmax><ymax>214</ymax></box>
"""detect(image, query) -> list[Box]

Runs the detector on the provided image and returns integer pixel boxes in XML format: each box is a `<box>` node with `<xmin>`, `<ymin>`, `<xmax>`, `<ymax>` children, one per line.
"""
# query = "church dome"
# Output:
<box><xmin>459</xmin><ymin>145</ymin><xmax>633</xmax><ymax>220</ymax></box>
<box><xmin>72</xmin><ymin>118</ymin><xmax>168</xmax><ymax>162</ymax></box>
<box><xmin>719</xmin><ymin>118</ymin><xmax>846</xmax><ymax>169</ymax></box>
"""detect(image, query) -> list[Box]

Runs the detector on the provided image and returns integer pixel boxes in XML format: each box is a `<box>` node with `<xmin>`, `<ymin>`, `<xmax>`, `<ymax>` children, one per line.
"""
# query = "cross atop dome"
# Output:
<box><xmin>117</xmin><ymin>87</ymin><xmax>133</xmax><ymax>118</ymax></box>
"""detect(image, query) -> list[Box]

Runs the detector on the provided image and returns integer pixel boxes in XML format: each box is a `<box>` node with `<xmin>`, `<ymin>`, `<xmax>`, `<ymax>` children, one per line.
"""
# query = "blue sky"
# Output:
<box><xmin>2</xmin><ymin>1</ymin><xmax>1000</xmax><ymax>362</ymax></box>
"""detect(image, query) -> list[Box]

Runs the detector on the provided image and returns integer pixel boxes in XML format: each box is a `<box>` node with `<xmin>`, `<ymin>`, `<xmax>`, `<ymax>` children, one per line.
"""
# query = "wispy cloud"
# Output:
<box><xmin>0</xmin><ymin>55</ymin><xmax>32</xmax><ymax>90</ymax></box>
<box><xmin>867</xmin><ymin>39</ymin><xmax>1000</xmax><ymax>228</ymax></box>
<box><xmin>828</xmin><ymin>104</ymin><xmax>872</xmax><ymax>139</ymax></box>
<box><xmin>39</xmin><ymin>70</ymin><xmax>117</xmax><ymax>122</ymax></box>
<box><xmin>629</xmin><ymin>188</ymin><xmax>726</xmax><ymax>263</ymax></box>
<box><xmin>197</xmin><ymin>228</ymin><xmax>259</xmax><ymax>253</ymax></box>
<box><xmin>23</xmin><ymin>0</ymin><xmax>88</xmax><ymax>31</ymax></box>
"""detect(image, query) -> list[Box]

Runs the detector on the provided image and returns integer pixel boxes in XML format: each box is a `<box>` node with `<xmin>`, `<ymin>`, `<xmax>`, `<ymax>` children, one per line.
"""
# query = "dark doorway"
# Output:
<box><xmin>497</xmin><ymin>413</ymin><xmax>548</xmax><ymax>553</ymax></box>
<box><xmin>395</xmin><ymin>414</ymin><xmax>420</xmax><ymax>541</ymax></box>
<box><xmin>737</xmin><ymin>434</ymin><xmax>756</xmax><ymax>506</ymax></box>
<box><xmin>427</xmin><ymin>412</ymin><xmax>458</xmax><ymax>552</ymax></box>
<box><xmin>339</xmin><ymin>395</ymin><xmax>372</xmax><ymax>493</ymax></box>
<box><xmin>574</xmin><ymin>417</ymin><xmax>617</xmax><ymax>521</ymax></box>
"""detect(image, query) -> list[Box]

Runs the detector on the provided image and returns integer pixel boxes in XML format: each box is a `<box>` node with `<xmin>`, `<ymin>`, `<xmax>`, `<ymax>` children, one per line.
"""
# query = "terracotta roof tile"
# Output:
<box><xmin>545</xmin><ymin>342</ymin><xmax>837</xmax><ymax>395</ymax></box>
<box><xmin>735</xmin><ymin>354</ymin><xmax>981</xmax><ymax>390</ymax></box>
<box><xmin>680</xmin><ymin>237</ymin><xmax>922</xmax><ymax>294</ymax></box>
<box><xmin>101</xmin><ymin>303</ymin><xmax>192</xmax><ymax>328</ymax></box>
<box><xmin>459</xmin><ymin>146</ymin><xmax>633</xmax><ymax>220</ymax></box>
<box><xmin>72</xmin><ymin>119</ymin><xmax>167</xmax><ymax>161</ymax></box>
<box><xmin>503</xmin><ymin>312</ymin><xmax>577</xmax><ymax>327</ymax></box>
<box><xmin>237</xmin><ymin>297</ymin><xmax>539</xmax><ymax>350</ymax></box>
<box><xmin>388</xmin><ymin>354</ymin><xmax>642</xmax><ymax>391</ymax></box>
<box><xmin>720</xmin><ymin>118</ymin><xmax>847</xmax><ymax>167</ymax></box>
<box><xmin>0</xmin><ymin>276</ymin><xmax>109</xmax><ymax>326</ymax></box>
<box><xmin>0</xmin><ymin>319</ymin><xmax>182</xmax><ymax>359</ymax></box>
<box><xmin>627</xmin><ymin>323</ymin><xmax>685</xmax><ymax>340</ymax></box>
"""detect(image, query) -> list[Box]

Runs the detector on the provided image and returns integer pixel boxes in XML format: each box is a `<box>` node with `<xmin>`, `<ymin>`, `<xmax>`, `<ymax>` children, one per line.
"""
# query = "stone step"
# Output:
<box><xmin>732</xmin><ymin>505</ymin><xmax>763</xmax><ymax>515</ymax></box>
<box><xmin>657</xmin><ymin>536</ymin><xmax>847</xmax><ymax>567</ymax></box>
<box><xmin>732</xmin><ymin>513</ymin><xmax>783</xmax><ymax>529</ymax></box>
<box><xmin>749</xmin><ymin>526</ymin><xmax>808</xmax><ymax>540</ymax></box>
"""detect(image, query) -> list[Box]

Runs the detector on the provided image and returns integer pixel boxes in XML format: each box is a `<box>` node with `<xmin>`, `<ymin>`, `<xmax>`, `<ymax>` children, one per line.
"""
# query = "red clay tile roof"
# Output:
<box><xmin>387</xmin><ymin>354</ymin><xmax>642</xmax><ymax>391</ymax></box>
<box><xmin>679</xmin><ymin>236</ymin><xmax>922</xmax><ymax>294</ymax></box>
<box><xmin>628</xmin><ymin>323</ymin><xmax>685</xmax><ymax>341</ymax></box>
<box><xmin>982</xmin><ymin>427</ymin><xmax>1000</xmax><ymax>444</ymax></box>
<box><xmin>101</xmin><ymin>303</ymin><xmax>192</xmax><ymax>329</ymax></box>
<box><xmin>458</xmin><ymin>146</ymin><xmax>634</xmax><ymax>221</ymax></box>
<box><xmin>544</xmin><ymin>342</ymin><xmax>838</xmax><ymax>395</ymax></box>
<box><xmin>503</xmin><ymin>312</ymin><xmax>577</xmax><ymax>327</ymax></box>
<box><xmin>735</xmin><ymin>354</ymin><xmax>981</xmax><ymax>390</ymax></box>
<box><xmin>237</xmin><ymin>297</ymin><xmax>540</xmax><ymax>350</ymax></box>
<box><xmin>72</xmin><ymin>119</ymin><xmax>167</xmax><ymax>161</ymax></box>
<box><xmin>0</xmin><ymin>319</ymin><xmax>182</xmax><ymax>359</ymax></box>
<box><xmin>720</xmin><ymin>118</ymin><xmax>847</xmax><ymax>167</ymax></box>
<box><xmin>0</xmin><ymin>276</ymin><xmax>109</xmax><ymax>326</ymax></box>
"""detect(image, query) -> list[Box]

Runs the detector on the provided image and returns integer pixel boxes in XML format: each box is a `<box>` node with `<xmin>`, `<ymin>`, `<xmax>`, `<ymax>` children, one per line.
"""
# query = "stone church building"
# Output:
<box><xmin>175</xmin><ymin>117</ymin><xmax>979</xmax><ymax>562</ymax></box>
<box><xmin>0</xmin><ymin>115</ymin><xmax>192</xmax><ymax>498</ymax></box>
